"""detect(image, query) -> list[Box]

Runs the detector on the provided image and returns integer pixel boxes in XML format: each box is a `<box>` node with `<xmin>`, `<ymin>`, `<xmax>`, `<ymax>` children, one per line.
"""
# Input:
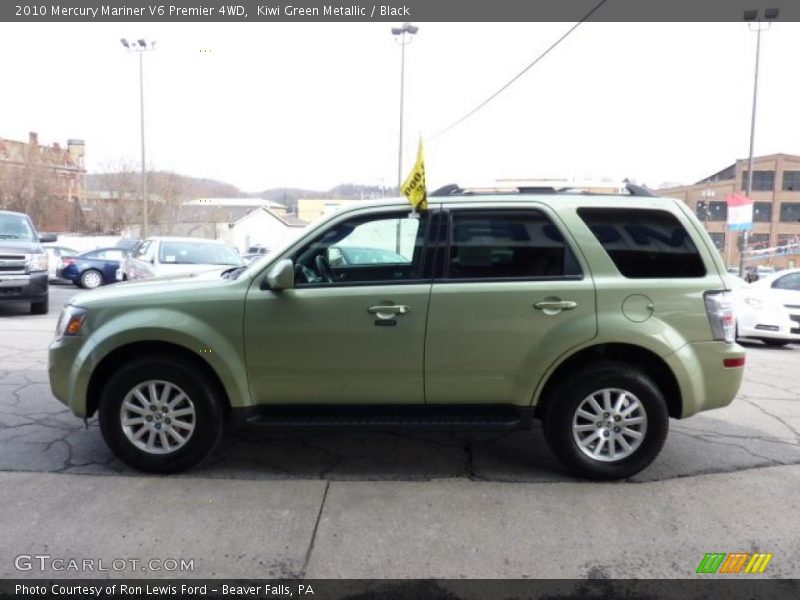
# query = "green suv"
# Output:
<box><xmin>48</xmin><ymin>186</ymin><xmax>745</xmax><ymax>479</ymax></box>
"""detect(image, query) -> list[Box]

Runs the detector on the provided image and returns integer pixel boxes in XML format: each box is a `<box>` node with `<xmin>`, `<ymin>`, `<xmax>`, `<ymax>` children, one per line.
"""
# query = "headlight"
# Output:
<box><xmin>55</xmin><ymin>306</ymin><xmax>88</xmax><ymax>339</ymax></box>
<box><xmin>26</xmin><ymin>252</ymin><xmax>48</xmax><ymax>273</ymax></box>
<box><xmin>743</xmin><ymin>297</ymin><xmax>763</xmax><ymax>310</ymax></box>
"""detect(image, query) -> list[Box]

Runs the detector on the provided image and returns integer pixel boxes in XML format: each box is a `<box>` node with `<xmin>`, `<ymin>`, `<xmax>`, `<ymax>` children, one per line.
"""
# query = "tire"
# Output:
<box><xmin>30</xmin><ymin>296</ymin><xmax>48</xmax><ymax>315</ymax></box>
<box><xmin>98</xmin><ymin>356</ymin><xmax>225</xmax><ymax>473</ymax></box>
<box><xmin>80</xmin><ymin>269</ymin><xmax>104</xmax><ymax>289</ymax></box>
<box><xmin>761</xmin><ymin>339</ymin><xmax>788</xmax><ymax>347</ymax></box>
<box><xmin>543</xmin><ymin>361</ymin><xmax>669</xmax><ymax>480</ymax></box>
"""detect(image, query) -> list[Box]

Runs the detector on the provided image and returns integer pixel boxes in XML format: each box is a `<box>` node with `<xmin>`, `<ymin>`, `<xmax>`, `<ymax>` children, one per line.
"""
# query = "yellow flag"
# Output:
<box><xmin>401</xmin><ymin>139</ymin><xmax>427</xmax><ymax>211</ymax></box>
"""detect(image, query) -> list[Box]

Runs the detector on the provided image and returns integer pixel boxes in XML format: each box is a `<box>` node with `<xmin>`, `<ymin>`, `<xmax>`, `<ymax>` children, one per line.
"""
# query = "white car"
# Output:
<box><xmin>121</xmin><ymin>237</ymin><xmax>244</xmax><ymax>281</ymax></box>
<box><xmin>730</xmin><ymin>275</ymin><xmax>800</xmax><ymax>347</ymax></box>
<box><xmin>43</xmin><ymin>244</ymin><xmax>79</xmax><ymax>282</ymax></box>
<box><xmin>751</xmin><ymin>268</ymin><xmax>800</xmax><ymax>342</ymax></box>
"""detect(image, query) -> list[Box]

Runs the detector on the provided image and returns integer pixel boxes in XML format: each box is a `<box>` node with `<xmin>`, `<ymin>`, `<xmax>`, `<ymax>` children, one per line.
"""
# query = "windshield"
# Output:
<box><xmin>158</xmin><ymin>241</ymin><xmax>244</xmax><ymax>266</ymax></box>
<box><xmin>0</xmin><ymin>213</ymin><xmax>36</xmax><ymax>242</ymax></box>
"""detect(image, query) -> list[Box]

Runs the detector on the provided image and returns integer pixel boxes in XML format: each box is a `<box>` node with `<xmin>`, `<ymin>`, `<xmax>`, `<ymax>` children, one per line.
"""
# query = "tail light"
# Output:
<box><xmin>704</xmin><ymin>291</ymin><xmax>735</xmax><ymax>343</ymax></box>
<box><xmin>61</xmin><ymin>257</ymin><xmax>76</xmax><ymax>266</ymax></box>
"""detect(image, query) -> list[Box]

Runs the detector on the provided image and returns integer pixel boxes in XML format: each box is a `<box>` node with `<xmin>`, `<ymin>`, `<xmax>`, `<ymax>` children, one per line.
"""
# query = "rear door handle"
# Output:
<box><xmin>534</xmin><ymin>300</ymin><xmax>578</xmax><ymax>311</ymax></box>
<box><xmin>368</xmin><ymin>304</ymin><xmax>411</xmax><ymax>319</ymax></box>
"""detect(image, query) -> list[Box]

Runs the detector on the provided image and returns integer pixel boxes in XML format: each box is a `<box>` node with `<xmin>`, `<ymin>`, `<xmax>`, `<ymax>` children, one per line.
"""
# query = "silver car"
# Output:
<box><xmin>121</xmin><ymin>237</ymin><xmax>244</xmax><ymax>281</ymax></box>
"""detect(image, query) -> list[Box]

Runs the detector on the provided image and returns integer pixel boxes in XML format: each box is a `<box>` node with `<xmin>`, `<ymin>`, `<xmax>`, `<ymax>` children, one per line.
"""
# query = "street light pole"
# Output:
<box><xmin>740</xmin><ymin>9</ymin><xmax>778</xmax><ymax>277</ymax></box>
<box><xmin>121</xmin><ymin>38</ymin><xmax>156</xmax><ymax>239</ymax></box>
<box><xmin>391</xmin><ymin>23</ymin><xmax>418</xmax><ymax>193</ymax></box>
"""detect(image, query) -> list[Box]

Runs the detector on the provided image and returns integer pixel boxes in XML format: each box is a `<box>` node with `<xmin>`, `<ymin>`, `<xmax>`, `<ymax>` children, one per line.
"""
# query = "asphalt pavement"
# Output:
<box><xmin>0</xmin><ymin>283</ymin><xmax>799</xmax><ymax>578</ymax></box>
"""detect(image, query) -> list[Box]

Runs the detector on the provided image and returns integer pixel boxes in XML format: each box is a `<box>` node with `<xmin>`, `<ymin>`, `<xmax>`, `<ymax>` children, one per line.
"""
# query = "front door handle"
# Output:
<box><xmin>368</xmin><ymin>304</ymin><xmax>411</xmax><ymax>319</ymax></box>
<box><xmin>534</xmin><ymin>300</ymin><xmax>578</xmax><ymax>311</ymax></box>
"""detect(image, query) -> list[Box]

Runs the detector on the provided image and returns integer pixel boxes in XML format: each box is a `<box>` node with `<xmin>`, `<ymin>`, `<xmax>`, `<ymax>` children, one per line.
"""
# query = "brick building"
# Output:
<box><xmin>0</xmin><ymin>132</ymin><xmax>87</xmax><ymax>231</ymax></box>
<box><xmin>658</xmin><ymin>153</ymin><xmax>800</xmax><ymax>269</ymax></box>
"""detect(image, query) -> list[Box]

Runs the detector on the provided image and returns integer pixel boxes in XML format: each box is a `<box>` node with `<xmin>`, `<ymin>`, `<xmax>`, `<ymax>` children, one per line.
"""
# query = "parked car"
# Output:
<box><xmin>242</xmin><ymin>245</ymin><xmax>272</xmax><ymax>265</ymax></box>
<box><xmin>751</xmin><ymin>268</ymin><xmax>800</xmax><ymax>340</ymax></box>
<box><xmin>328</xmin><ymin>245</ymin><xmax>407</xmax><ymax>266</ymax></box>
<box><xmin>744</xmin><ymin>264</ymin><xmax>776</xmax><ymax>283</ymax></box>
<box><xmin>121</xmin><ymin>237</ymin><xmax>243</xmax><ymax>281</ymax></box>
<box><xmin>0</xmin><ymin>210</ymin><xmax>56</xmax><ymax>314</ymax></box>
<box><xmin>43</xmin><ymin>244</ymin><xmax>79</xmax><ymax>282</ymax></box>
<box><xmin>729</xmin><ymin>276</ymin><xmax>799</xmax><ymax>346</ymax></box>
<box><xmin>49</xmin><ymin>188</ymin><xmax>745</xmax><ymax>479</ymax></box>
<box><xmin>58</xmin><ymin>247</ymin><xmax>131</xmax><ymax>289</ymax></box>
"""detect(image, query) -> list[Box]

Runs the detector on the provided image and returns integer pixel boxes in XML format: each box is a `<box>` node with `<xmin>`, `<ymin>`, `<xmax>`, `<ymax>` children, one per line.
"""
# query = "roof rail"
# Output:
<box><xmin>430</xmin><ymin>180</ymin><xmax>657</xmax><ymax>198</ymax></box>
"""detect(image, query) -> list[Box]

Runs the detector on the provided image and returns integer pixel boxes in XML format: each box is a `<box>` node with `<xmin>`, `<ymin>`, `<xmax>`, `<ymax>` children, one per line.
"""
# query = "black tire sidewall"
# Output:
<box><xmin>98</xmin><ymin>357</ymin><xmax>224</xmax><ymax>473</ymax></box>
<box><xmin>544</xmin><ymin>361</ymin><xmax>669</xmax><ymax>480</ymax></box>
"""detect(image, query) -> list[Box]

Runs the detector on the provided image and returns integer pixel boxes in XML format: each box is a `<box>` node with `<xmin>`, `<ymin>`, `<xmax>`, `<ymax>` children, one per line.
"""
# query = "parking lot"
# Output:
<box><xmin>1</xmin><ymin>284</ymin><xmax>799</xmax><ymax>578</ymax></box>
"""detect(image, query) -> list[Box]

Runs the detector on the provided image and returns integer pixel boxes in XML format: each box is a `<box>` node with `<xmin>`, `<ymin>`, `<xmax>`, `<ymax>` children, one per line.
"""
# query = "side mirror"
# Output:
<box><xmin>39</xmin><ymin>233</ymin><xmax>57</xmax><ymax>243</ymax></box>
<box><xmin>264</xmin><ymin>258</ymin><xmax>295</xmax><ymax>291</ymax></box>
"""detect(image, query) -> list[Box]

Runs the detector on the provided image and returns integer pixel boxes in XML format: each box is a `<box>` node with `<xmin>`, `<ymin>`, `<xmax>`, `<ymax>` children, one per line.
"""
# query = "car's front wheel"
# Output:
<box><xmin>543</xmin><ymin>361</ymin><xmax>669</xmax><ymax>480</ymax></box>
<box><xmin>98</xmin><ymin>356</ymin><xmax>225</xmax><ymax>473</ymax></box>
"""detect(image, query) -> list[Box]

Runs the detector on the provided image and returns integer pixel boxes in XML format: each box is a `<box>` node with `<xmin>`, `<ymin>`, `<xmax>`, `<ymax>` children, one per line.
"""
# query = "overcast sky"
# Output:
<box><xmin>1</xmin><ymin>22</ymin><xmax>798</xmax><ymax>193</ymax></box>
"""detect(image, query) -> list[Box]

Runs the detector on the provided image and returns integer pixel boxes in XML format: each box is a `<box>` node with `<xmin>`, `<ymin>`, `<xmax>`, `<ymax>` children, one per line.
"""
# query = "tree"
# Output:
<box><xmin>0</xmin><ymin>144</ymin><xmax>60</xmax><ymax>227</ymax></box>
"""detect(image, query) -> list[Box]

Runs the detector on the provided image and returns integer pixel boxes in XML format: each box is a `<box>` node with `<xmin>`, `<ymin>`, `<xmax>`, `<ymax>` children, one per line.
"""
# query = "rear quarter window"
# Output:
<box><xmin>577</xmin><ymin>208</ymin><xmax>706</xmax><ymax>278</ymax></box>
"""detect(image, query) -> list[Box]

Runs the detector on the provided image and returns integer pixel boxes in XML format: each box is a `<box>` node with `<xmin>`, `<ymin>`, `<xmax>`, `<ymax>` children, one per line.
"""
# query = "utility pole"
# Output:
<box><xmin>121</xmin><ymin>38</ymin><xmax>157</xmax><ymax>239</ymax></box>
<box><xmin>391</xmin><ymin>23</ymin><xmax>419</xmax><ymax>193</ymax></box>
<box><xmin>740</xmin><ymin>8</ymin><xmax>779</xmax><ymax>277</ymax></box>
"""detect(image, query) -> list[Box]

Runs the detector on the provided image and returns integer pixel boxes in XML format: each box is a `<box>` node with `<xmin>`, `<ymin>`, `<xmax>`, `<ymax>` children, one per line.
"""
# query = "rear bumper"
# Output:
<box><xmin>738</xmin><ymin>322</ymin><xmax>800</xmax><ymax>342</ymax></box>
<box><xmin>0</xmin><ymin>271</ymin><xmax>48</xmax><ymax>302</ymax></box>
<box><xmin>665</xmin><ymin>341</ymin><xmax>746</xmax><ymax>418</ymax></box>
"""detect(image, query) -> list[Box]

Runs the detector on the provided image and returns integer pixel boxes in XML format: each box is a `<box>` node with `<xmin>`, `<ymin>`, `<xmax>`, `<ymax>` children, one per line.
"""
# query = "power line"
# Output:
<box><xmin>426</xmin><ymin>0</ymin><xmax>608</xmax><ymax>141</ymax></box>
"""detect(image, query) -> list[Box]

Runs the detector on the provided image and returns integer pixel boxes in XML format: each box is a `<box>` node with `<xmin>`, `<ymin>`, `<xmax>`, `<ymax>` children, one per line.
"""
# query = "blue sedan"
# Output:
<box><xmin>57</xmin><ymin>247</ymin><xmax>130</xmax><ymax>289</ymax></box>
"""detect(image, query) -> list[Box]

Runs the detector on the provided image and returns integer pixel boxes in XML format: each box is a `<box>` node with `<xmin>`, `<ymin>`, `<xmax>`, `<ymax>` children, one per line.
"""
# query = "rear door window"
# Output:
<box><xmin>445</xmin><ymin>210</ymin><xmax>582</xmax><ymax>280</ymax></box>
<box><xmin>577</xmin><ymin>208</ymin><xmax>706</xmax><ymax>278</ymax></box>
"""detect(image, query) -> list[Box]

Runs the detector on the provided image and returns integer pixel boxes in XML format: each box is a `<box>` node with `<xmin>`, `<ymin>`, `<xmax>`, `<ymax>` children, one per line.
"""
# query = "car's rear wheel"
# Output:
<box><xmin>543</xmin><ymin>361</ymin><xmax>669</xmax><ymax>480</ymax></box>
<box><xmin>98</xmin><ymin>356</ymin><xmax>225</xmax><ymax>473</ymax></box>
<box><xmin>80</xmin><ymin>269</ymin><xmax>103</xmax><ymax>289</ymax></box>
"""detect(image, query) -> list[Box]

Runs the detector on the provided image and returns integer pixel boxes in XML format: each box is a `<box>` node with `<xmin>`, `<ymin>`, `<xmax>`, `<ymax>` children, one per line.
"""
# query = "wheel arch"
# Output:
<box><xmin>535</xmin><ymin>343</ymin><xmax>683</xmax><ymax>419</ymax></box>
<box><xmin>86</xmin><ymin>340</ymin><xmax>231</xmax><ymax>419</ymax></box>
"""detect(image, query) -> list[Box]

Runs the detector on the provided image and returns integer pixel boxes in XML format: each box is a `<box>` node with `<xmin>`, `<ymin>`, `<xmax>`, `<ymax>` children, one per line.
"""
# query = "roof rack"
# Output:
<box><xmin>430</xmin><ymin>179</ymin><xmax>657</xmax><ymax>198</ymax></box>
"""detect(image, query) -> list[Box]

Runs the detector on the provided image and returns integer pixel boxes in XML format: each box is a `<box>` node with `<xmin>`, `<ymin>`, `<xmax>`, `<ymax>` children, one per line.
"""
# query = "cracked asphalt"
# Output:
<box><xmin>1</xmin><ymin>285</ymin><xmax>799</xmax><ymax>579</ymax></box>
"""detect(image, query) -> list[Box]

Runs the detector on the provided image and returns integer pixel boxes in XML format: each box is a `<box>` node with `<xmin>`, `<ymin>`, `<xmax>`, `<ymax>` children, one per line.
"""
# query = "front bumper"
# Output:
<box><xmin>0</xmin><ymin>271</ymin><xmax>48</xmax><ymax>302</ymax></box>
<box><xmin>49</xmin><ymin>334</ymin><xmax>87</xmax><ymax>416</ymax></box>
<box><xmin>664</xmin><ymin>341</ymin><xmax>746</xmax><ymax>418</ymax></box>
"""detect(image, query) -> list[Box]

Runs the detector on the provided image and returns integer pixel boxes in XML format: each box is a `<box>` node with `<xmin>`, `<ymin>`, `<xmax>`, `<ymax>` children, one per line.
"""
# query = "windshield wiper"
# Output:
<box><xmin>221</xmin><ymin>265</ymin><xmax>247</xmax><ymax>279</ymax></box>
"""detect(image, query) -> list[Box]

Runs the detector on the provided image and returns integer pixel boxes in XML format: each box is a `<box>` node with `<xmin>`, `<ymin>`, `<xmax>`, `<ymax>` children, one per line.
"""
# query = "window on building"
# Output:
<box><xmin>782</xmin><ymin>171</ymin><xmax>800</xmax><ymax>191</ymax></box>
<box><xmin>741</xmin><ymin>170</ymin><xmax>775</xmax><ymax>192</ymax></box>
<box><xmin>745</xmin><ymin>233</ymin><xmax>770</xmax><ymax>250</ymax></box>
<box><xmin>577</xmin><ymin>208</ymin><xmax>706</xmax><ymax>278</ymax></box>
<box><xmin>696</xmin><ymin>201</ymin><xmax>708</xmax><ymax>221</ymax></box>
<box><xmin>753</xmin><ymin>202</ymin><xmax>772</xmax><ymax>222</ymax></box>
<box><xmin>709</xmin><ymin>233</ymin><xmax>725</xmax><ymax>253</ymax></box>
<box><xmin>446</xmin><ymin>210</ymin><xmax>581</xmax><ymax>280</ymax></box>
<box><xmin>779</xmin><ymin>203</ymin><xmax>800</xmax><ymax>223</ymax></box>
<box><xmin>778</xmin><ymin>234</ymin><xmax>800</xmax><ymax>247</ymax></box>
<box><xmin>707</xmin><ymin>201</ymin><xmax>728</xmax><ymax>222</ymax></box>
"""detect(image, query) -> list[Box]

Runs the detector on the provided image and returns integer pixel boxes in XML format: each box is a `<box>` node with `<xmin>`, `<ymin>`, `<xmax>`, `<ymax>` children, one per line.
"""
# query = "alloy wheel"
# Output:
<box><xmin>119</xmin><ymin>380</ymin><xmax>196</xmax><ymax>455</ymax></box>
<box><xmin>82</xmin><ymin>270</ymin><xmax>103</xmax><ymax>289</ymax></box>
<box><xmin>571</xmin><ymin>388</ymin><xmax>648</xmax><ymax>462</ymax></box>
